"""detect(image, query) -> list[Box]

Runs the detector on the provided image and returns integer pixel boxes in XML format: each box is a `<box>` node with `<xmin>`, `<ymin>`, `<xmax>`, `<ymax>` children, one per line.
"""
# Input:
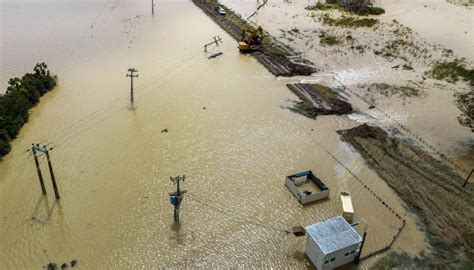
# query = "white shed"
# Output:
<box><xmin>305</xmin><ymin>216</ymin><xmax>362</xmax><ymax>270</ymax></box>
<box><xmin>340</xmin><ymin>191</ymin><xmax>354</xmax><ymax>223</ymax></box>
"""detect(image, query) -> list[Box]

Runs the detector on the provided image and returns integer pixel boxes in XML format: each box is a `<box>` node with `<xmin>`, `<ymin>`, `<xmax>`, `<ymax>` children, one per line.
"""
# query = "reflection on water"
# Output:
<box><xmin>1</xmin><ymin>0</ymin><xmax>427</xmax><ymax>268</ymax></box>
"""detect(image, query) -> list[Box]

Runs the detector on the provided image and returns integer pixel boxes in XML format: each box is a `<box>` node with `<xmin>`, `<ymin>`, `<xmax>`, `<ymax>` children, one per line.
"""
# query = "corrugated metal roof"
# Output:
<box><xmin>305</xmin><ymin>216</ymin><xmax>362</xmax><ymax>255</ymax></box>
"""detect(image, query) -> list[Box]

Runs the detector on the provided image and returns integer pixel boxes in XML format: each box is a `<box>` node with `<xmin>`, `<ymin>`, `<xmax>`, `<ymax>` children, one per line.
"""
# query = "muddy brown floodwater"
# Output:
<box><xmin>1</xmin><ymin>0</ymin><xmax>428</xmax><ymax>268</ymax></box>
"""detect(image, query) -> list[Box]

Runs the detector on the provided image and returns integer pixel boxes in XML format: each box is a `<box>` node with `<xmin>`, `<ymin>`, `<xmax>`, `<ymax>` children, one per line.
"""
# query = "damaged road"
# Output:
<box><xmin>192</xmin><ymin>0</ymin><xmax>316</xmax><ymax>76</ymax></box>
<box><xmin>287</xmin><ymin>83</ymin><xmax>353</xmax><ymax>118</ymax></box>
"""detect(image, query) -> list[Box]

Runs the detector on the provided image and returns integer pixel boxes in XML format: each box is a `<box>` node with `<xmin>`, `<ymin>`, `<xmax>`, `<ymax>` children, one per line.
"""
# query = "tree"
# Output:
<box><xmin>0</xmin><ymin>63</ymin><xmax>57</xmax><ymax>158</ymax></box>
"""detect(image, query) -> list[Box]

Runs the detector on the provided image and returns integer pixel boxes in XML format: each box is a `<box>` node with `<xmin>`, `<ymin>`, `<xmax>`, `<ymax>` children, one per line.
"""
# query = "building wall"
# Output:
<box><xmin>321</xmin><ymin>243</ymin><xmax>359</xmax><ymax>269</ymax></box>
<box><xmin>305</xmin><ymin>236</ymin><xmax>324</xmax><ymax>270</ymax></box>
<box><xmin>305</xmin><ymin>237</ymin><xmax>360</xmax><ymax>270</ymax></box>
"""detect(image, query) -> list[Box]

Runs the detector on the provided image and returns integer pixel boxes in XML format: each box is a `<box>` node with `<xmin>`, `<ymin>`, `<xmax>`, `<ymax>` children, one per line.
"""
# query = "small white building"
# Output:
<box><xmin>305</xmin><ymin>216</ymin><xmax>362</xmax><ymax>270</ymax></box>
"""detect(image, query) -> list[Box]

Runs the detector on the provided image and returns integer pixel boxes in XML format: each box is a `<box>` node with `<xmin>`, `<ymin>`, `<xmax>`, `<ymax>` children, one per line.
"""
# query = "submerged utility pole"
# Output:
<box><xmin>152</xmin><ymin>0</ymin><xmax>155</xmax><ymax>15</ymax></box>
<box><xmin>44</xmin><ymin>147</ymin><xmax>60</xmax><ymax>200</ymax></box>
<box><xmin>168</xmin><ymin>175</ymin><xmax>187</xmax><ymax>222</ymax></box>
<box><xmin>126</xmin><ymin>68</ymin><xmax>138</xmax><ymax>106</ymax></box>
<box><xmin>204</xmin><ymin>36</ymin><xmax>223</xmax><ymax>52</ymax></box>
<box><xmin>31</xmin><ymin>144</ymin><xmax>60</xmax><ymax>200</ymax></box>
<box><xmin>32</xmin><ymin>145</ymin><xmax>47</xmax><ymax>195</ymax></box>
<box><xmin>355</xmin><ymin>226</ymin><xmax>368</xmax><ymax>265</ymax></box>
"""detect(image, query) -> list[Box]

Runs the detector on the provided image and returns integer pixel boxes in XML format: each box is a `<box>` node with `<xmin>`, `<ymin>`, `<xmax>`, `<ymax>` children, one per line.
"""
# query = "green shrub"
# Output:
<box><xmin>353</xmin><ymin>6</ymin><xmax>385</xmax><ymax>16</ymax></box>
<box><xmin>0</xmin><ymin>129</ymin><xmax>11</xmax><ymax>157</ymax></box>
<box><xmin>322</xmin><ymin>14</ymin><xmax>378</xmax><ymax>28</ymax></box>
<box><xmin>319</xmin><ymin>32</ymin><xmax>340</xmax><ymax>45</ymax></box>
<box><xmin>291</xmin><ymin>27</ymin><xmax>300</xmax><ymax>33</ymax></box>
<box><xmin>0</xmin><ymin>63</ymin><xmax>57</xmax><ymax>158</ymax></box>
<box><xmin>307</xmin><ymin>3</ymin><xmax>384</xmax><ymax>15</ymax></box>
<box><xmin>431</xmin><ymin>59</ymin><xmax>474</xmax><ymax>86</ymax></box>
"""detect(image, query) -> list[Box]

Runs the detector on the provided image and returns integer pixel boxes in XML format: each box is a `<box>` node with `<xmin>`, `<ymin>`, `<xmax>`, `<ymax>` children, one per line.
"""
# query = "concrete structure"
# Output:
<box><xmin>305</xmin><ymin>216</ymin><xmax>362</xmax><ymax>270</ymax></box>
<box><xmin>285</xmin><ymin>170</ymin><xmax>330</xmax><ymax>204</ymax></box>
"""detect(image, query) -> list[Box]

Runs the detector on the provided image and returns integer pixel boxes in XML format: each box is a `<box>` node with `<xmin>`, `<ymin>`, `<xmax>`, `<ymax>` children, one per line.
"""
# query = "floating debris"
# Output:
<box><xmin>161</xmin><ymin>129</ymin><xmax>169</xmax><ymax>133</ymax></box>
<box><xmin>291</xmin><ymin>226</ymin><xmax>306</xmax><ymax>237</ymax></box>
<box><xmin>208</xmin><ymin>52</ymin><xmax>223</xmax><ymax>59</ymax></box>
<box><xmin>46</xmin><ymin>263</ymin><xmax>57</xmax><ymax>270</ymax></box>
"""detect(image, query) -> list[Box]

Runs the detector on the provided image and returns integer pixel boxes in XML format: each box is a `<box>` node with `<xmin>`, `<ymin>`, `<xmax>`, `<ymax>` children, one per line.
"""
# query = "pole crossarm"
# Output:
<box><xmin>126</xmin><ymin>68</ymin><xmax>138</xmax><ymax>105</ymax></box>
<box><xmin>204</xmin><ymin>36</ymin><xmax>223</xmax><ymax>52</ymax></box>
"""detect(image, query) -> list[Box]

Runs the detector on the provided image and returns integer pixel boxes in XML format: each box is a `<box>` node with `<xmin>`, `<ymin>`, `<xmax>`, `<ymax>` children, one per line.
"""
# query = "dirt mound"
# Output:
<box><xmin>287</xmin><ymin>83</ymin><xmax>353</xmax><ymax>118</ymax></box>
<box><xmin>339</xmin><ymin>123</ymin><xmax>387</xmax><ymax>140</ymax></box>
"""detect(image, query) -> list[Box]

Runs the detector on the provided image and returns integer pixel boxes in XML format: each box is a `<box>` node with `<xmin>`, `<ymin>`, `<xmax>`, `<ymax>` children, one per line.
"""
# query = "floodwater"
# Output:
<box><xmin>1</xmin><ymin>0</ymin><xmax>428</xmax><ymax>268</ymax></box>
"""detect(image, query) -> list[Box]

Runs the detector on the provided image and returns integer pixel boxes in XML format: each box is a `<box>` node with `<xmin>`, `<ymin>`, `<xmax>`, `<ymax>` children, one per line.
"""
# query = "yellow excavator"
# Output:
<box><xmin>238</xmin><ymin>26</ymin><xmax>264</xmax><ymax>52</ymax></box>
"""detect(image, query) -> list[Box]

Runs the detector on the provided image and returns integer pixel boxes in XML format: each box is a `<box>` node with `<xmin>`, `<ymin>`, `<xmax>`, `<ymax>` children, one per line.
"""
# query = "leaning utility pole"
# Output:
<box><xmin>126</xmin><ymin>68</ymin><xmax>138</xmax><ymax>106</ymax></box>
<box><xmin>31</xmin><ymin>144</ymin><xmax>60</xmax><ymax>200</ymax></box>
<box><xmin>168</xmin><ymin>175</ymin><xmax>187</xmax><ymax>222</ymax></box>
<box><xmin>355</xmin><ymin>225</ymin><xmax>368</xmax><ymax>265</ymax></box>
<box><xmin>32</xmin><ymin>145</ymin><xmax>47</xmax><ymax>195</ymax></box>
<box><xmin>204</xmin><ymin>36</ymin><xmax>223</xmax><ymax>52</ymax></box>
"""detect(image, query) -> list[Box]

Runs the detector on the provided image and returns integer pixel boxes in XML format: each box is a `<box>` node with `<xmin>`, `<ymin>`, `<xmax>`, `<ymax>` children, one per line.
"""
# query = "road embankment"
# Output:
<box><xmin>192</xmin><ymin>0</ymin><xmax>316</xmax><ymax>76</ymax></box>
<box><xmin>339</xmin><ymin>124</ymin><xmax>473</xmax><ymax>269</ymax></box>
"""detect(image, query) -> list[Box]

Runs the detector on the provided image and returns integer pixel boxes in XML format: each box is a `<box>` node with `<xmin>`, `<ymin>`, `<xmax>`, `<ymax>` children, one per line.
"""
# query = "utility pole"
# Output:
<box><xmin>355</xmin><ymin>226</ymin><xmax>367</xmax><ymax>265</ymax></box>
<box><xmin>463</xmin><ymin>169</ymin><xmax>473</xmax><ymax>187</ymax></box>
<box><xmin>126</xmin><ymin>68</ymin><xmax>138</xmax><ymax>106</ymax></box>
<box><xmin>45</xmin><ymin>147</ymin><xmax>60</xmax><ymax>200</ymax></box>
<box><xmin>32</xmin><ymin>144</ymin><xmax>47</xmax><ymax>195</ymax></box>
<box><xmin>152</xmin><ymin>0</ymin><xmax>155</xmax><ymax>16</ymax></box>
<box><xmin>168</xmin><ymin>175</ymin><xmax>187</xmax><ymax>222</ymax></box>
<box><xmin>204</xmin><ymin>36</ymin><xmax>223</xmax><ymax>52</ymax></box>
<box><xmin>32</xmin><ymin>144</ymin><xmax>60</xmax><ymax>200</ymax></box>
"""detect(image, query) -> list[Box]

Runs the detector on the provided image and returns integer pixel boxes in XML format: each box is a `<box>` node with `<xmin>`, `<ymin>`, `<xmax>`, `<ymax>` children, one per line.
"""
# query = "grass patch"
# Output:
<box><xmin>351</xmin><ymin>5</ymin><xmax>385</xmax><ymax>16</ymax></box>
<box><xmin>454</xmin><ymin>91</ymin><xmax>474</xmax><ymax>131</ymax></box>
<box><xmin>321</xmin><ymin>14</ymin><xmax>378</xmax><ymax>28</ymax></box>
<box><xmin>306</xmin><ymin>2</ymin><xmax>344</xmax><ymax>11</ymax></box>
<box><xmin>368</xmin><ymin>83</ymin><xmax>420</xmax><ymax>98</ymax></box>
<box><xmin>319</xmin><ymin>31</ymin><xmax>340</xmax><ymax>45</ymax></box>
<box><xmin>431</xmin><ymin>59</ymin><xmax>474</xmax><ymax>86</ymax></box>
<box><xmin>307</xmin><ymin>2</ymin><xmax>384</xmax><ymax>15</ymax></box>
